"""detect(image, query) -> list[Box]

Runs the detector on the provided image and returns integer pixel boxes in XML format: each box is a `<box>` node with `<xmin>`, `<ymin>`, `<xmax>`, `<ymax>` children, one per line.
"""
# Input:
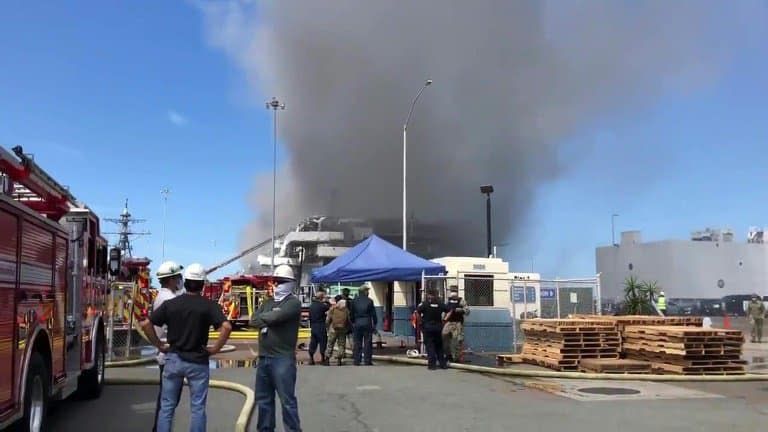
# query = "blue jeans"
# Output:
<box><xmin>256</xmin><ymin>356</ymin><xmax>301</xmax><ymax>432</ymax></box>
<box><xmin>157</xmin><ymin>353</ymin><xmax>210</xmax><ymax>432</ymax></box>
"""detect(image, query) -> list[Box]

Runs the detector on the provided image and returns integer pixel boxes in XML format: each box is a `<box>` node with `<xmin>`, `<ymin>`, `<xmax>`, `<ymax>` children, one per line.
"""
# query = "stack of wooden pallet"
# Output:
<box><xmin>519</xmin><ymin>319</ymin><xmax>620</xmax><ymax>371</ymax></box>
<box><xmin>622</xmin><ymin>325</ymin><xmax>746</xmax><ymax>375</ymax></box>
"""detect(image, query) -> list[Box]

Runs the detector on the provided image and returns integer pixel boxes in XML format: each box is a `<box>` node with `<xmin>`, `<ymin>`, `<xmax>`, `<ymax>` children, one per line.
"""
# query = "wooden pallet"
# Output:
<box><xmin>624</xmin><ymin>326</ymin><xmax>742</xmax><ymax>337</ymax></box>
<box><xmin>580</xmin><ymin>358</ymin><xmax>651</xmax><ymax>371</ymax></box>
<box><xmin>496</xmin><ymin>354</ymin><xmax>524</xmax><ymax>365</ymax></box>
<box><xmin>651</xmin><ymin>362</ymin><xmax>746</xmax><ymax>375</ymax></box>
<box><xmin>570</xmin><ymin>315</ymin><xmax>704</xmax><ymax>327</ymax></box>
<box><xmin>579</xmin><ymin>358</ymin><xmax>652</xmax><ymax>374</ymax></box>
<box><xmin>521</xmin><ymin>353</ymin><xmax>579</xmax><ymax>371</ymax></box>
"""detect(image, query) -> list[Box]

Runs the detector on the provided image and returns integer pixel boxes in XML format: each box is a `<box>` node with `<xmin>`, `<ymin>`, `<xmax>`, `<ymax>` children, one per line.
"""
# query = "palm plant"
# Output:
<box><xmin>620</xmin><ymin>276</ymin><xmax>661</xmax><ymax>315</ymax></box>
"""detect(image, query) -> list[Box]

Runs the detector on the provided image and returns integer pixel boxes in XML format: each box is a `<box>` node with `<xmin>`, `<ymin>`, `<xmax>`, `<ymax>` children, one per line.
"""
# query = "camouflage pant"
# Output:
<box><xmin>325</xmin><ymin>328</ymin><xmax>348</xmax><ymax>359</ymax></box>
<box><xmin>751</xmin><ymin>317</ymin><xmax>764</xmax><ymax>342</ymax></box>
<box><xmin>441</xmin><ymin>322</ymin><xmax>464</xmax><ymax>359</ymax></box>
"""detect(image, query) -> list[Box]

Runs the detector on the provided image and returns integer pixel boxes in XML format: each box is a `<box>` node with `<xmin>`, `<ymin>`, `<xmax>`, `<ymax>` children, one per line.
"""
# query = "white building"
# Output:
<box><xmin>431</xmin><ymin>257</ymin><xmax>541</xmax><ymax>317</ymax></box>
<box><xmin>596</xmin><ymin>229</ymin><xmax>768</xmax><ymax>300</ymax></box>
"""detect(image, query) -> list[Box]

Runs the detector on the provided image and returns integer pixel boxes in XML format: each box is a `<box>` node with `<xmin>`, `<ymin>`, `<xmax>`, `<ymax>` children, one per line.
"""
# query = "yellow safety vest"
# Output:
<box><xmin>657</xmin><ymin>296</ymin><xmax>666</xmax><ymax>310</ymax></box>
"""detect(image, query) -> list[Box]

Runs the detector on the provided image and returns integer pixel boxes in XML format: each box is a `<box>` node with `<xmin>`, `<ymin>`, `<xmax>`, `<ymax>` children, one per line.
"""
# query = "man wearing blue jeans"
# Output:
<box><xmin>250</xmin><ymin>265</ymin><xmax>302</xmax><ymax>432</ymax></box>
<box><xmin>142</xmin><ymin>263</ymin><xmax>232</xmax><ymax>432</ymax></box>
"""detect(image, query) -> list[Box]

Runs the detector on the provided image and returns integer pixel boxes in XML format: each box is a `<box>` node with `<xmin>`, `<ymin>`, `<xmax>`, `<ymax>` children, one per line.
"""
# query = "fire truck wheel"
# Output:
<box><xmin>77</xmin><ymin>331</ymin><xmax>105</xmax><ymax>399</ymax></box>
<box><xmin>22</xmin><ymin>352</ymin><xmax>49</xmax><ymax>432</ymax></box>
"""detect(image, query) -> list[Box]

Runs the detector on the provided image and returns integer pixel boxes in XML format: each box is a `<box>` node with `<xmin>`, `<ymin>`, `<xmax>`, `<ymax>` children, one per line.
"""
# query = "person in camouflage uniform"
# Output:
<box><xmin>747</xmin><ymin>295</ymin><xmax>765</xmax><ymax>343</ymax></box>
<box><xmin>442</xmin><ymin>286</ymin><xmax>470</xmax><ymax>362</ymax></box>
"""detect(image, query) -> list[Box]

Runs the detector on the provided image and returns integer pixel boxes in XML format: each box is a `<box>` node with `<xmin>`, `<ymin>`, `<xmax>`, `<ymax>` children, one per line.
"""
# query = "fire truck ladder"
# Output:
<box><xmin>205</xmin><ymin>230</ymin><xmax>292</xmax><ymax>275</ymax></box>
<box><xmin>0</xmin><ymin>145</ymin><xmax>79</xmax><ymax>220</ymax></box>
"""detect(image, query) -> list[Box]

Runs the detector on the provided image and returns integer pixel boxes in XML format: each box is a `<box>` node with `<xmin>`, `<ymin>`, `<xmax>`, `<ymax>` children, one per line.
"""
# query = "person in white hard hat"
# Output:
<box><xmin>142</xmin><ymin>263</ymin><xmax>232</xmax><ymax>432</ymax></box>
<box><xmin>250</xmin><ymin>264</ymin><xmax>303</xmax><ymax>431</ymax></box>
<box><xmin>151</xmin><ymin>260</ymin><xmax>184</xmax><ymax>432</ymax></box>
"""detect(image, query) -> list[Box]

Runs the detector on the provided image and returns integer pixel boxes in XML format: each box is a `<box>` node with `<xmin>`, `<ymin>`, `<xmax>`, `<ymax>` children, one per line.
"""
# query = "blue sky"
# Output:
<box><xmin>1</xmin><ymin>2</ymin><xmax>767</xmax><ymax>281</ymax></box>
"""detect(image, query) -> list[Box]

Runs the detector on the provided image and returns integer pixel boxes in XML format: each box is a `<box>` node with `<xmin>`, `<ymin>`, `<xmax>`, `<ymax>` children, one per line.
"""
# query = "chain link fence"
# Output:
<box><xmin>421</xmin><ymin>274</ymin><xmax>599</xmax><ymax>356</ymax></box>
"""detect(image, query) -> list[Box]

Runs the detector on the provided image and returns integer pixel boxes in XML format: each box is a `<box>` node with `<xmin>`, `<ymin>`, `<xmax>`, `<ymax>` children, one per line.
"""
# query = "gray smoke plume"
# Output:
<box><xmin>199</xmin><ymin>0</ymin><xmax>745</xmax><ymax>260</ymax></box>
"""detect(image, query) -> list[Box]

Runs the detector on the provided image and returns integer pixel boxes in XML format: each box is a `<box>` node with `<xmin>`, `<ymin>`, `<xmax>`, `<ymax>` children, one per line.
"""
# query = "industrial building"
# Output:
<box><xmin>596</xmin><ymin>228</ymin><xmax>768</xmax><ymax>301</ymax></box>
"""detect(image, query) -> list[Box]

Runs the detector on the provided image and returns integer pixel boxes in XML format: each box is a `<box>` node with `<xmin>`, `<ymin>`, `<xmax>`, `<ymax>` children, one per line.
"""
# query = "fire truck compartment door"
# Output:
<box><xmin>65</xmin><ymin>218</ymin><xmax>84</xmax><ymax>377</ymax></box>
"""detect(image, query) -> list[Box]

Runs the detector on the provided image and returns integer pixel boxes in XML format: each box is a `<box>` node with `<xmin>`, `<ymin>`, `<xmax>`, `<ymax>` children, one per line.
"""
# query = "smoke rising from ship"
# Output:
<box><xmin>199</xmin><ymin>0</ymin><xmax>744</xmax><ymax>259</ymax></box>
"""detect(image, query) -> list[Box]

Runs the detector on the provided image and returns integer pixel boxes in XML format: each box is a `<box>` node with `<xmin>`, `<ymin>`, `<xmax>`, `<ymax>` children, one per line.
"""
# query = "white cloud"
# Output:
<box><xmin>167</xmin><ymin>110</ymin><xmax>188</xmax><ymax>126</ymax></box>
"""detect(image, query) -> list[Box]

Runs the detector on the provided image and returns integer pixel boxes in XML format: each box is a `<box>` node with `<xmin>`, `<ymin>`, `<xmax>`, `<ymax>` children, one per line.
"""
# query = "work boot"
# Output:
<box><xmin>309</xmin><ymin>358</ymin><xmax>316</xmax><ymax>366</ymax></box>
<box><xmin>322</xmin><ymin>358</ymin><xmax>330</xmax><ymax>366</ymax></box>
<box><xmin>337</xmin><ymin>359</ymin><xmax>343</xmax><ymax>366</ymax></box>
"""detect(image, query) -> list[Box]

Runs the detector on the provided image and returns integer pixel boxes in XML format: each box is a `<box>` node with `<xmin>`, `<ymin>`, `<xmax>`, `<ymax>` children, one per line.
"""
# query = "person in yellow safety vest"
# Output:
<box><xmin>657</xmin><ymin>291</ymin><xmax>667</xmax><ymax>316</ymax></box>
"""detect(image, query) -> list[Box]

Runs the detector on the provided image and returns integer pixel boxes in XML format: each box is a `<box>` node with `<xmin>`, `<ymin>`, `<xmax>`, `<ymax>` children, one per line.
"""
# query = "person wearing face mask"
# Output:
<box><xmin>442</xmin><ymin>285</ymin><xmax>469</xmax><ymax>363</ymax></box>
<box><xmin>151</xmin><ymin>260</ymin><xmax>185</xmax><ymax>432</ymax></box>
<box><xmin>250</xmin><ymin>264</ymin><xmax>303</xmax><ymax>432</ymax></box>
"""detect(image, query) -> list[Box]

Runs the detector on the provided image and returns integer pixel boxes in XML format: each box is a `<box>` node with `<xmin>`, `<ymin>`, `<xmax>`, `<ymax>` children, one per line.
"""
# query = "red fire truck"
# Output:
<box><xmin>0</xmin><ymin>145</ymin><xmax>108</xmax><ymax>432</ymax></box>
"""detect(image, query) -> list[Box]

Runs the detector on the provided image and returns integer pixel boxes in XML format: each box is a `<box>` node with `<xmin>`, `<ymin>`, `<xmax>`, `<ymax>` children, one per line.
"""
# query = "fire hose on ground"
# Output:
<box><xmin>104</xmin><ymin>345</ymin><xmax>253</xmax><ymax>432</ymax></box>
<box><xmin>372</xmin><ymin>353</ymin><xmax>768</xmax><ymax>382</ymax></box>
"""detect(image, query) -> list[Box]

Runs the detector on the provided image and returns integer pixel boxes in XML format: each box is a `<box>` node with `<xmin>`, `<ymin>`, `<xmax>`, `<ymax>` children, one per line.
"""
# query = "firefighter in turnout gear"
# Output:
<box><xmin>442</xmin><ymin>285</ymin><xmax>469</xmax><ymax>363</ymax></box>
<box><xmin>417</xmin><ymin>289</ymin><xmax>449</xmax><ymax>370</ymax></box>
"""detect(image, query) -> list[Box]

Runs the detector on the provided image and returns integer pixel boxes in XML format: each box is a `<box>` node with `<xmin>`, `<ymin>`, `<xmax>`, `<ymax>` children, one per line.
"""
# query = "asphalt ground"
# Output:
<box><xmin>39</xmin><ymin>361</ymin><xmax>768</xmax><ymax>432</ymax></box>
<box><xmin>42</xmin><ymin>320</ymin><xmax>768</xmax><ymax>431</ymax></box>
<box><xmin>45</xmin><ymin>382</ymin><xmax>243</xmax><ymax>432</ymax></box>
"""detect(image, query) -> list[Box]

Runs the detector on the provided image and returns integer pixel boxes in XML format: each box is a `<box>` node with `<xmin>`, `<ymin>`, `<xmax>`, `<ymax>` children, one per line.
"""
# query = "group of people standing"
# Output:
<box><xmin>140</xmin><ymin>262</ymin><xmax>305</xmax><ymax>432</ymax></box>
<box><xmin>307</xmin><ymin>283</ymin><xmax>470</xmax><ymax>371</ymax></box>
<box><xmin>307</xmin><ymin>283</ymin><xmax>379</xmax><ymax>366</ymax></box>
<box><xmin>137</xmin><ymin>262</ymin><xmax>470</xmax><ymax>432</ymax></box>
<box><xmin>416</xmin><ymin>285</ymin><xmax>470</xmax><ymax>369</ymax></box>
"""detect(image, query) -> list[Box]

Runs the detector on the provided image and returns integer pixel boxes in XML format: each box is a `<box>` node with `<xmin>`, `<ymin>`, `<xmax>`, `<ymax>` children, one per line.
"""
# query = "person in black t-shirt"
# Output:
<box><xmin>416</xmin><ymin>289</ymin><xmax>449</xmax><ymax>370</ymax></box>
<box><xmin>141</xmin><ymin>263</ymin><xmax>232</xmax><ymax>432</ymax></box>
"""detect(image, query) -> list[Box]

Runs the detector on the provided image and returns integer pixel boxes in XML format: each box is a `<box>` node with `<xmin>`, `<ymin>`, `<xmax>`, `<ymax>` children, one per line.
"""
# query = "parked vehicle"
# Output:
<box><xmin>0</xmin><ymin>145</ymin><xmax>108</xmax><ymax>431</ymax></box>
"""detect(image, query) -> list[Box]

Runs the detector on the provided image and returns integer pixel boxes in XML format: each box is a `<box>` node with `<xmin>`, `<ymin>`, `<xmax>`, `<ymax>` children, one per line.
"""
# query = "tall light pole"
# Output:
<box><xmin>480</xmin><ymin>185</ymin><xmax>494</xmax><ymax>258</ymax></box>
<box><xmin>402</xmin><ymin>79</ymin><xmax>433</xmax><ymax>251</ymax></box>
<box><xmin>611</xmin><ymin>213</ymin><xmax>619</xmax><ymax>246</ymax></box>
<box><xmin>266</xmin><ymin>97</ymin><xmax>285</xmax><ymax>270</ymax></box>
<box><xmin>161</xmin><ymin>187</ymin><xmax>170</xmax><ymax>262</ymax></box>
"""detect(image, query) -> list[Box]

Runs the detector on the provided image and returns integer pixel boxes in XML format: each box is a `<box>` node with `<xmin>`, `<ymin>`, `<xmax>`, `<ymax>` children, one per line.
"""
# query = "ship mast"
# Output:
<box><xmin>104</xmin><ymin>199</ymin><xmax>150</xmax><ymax>257</ymax></box>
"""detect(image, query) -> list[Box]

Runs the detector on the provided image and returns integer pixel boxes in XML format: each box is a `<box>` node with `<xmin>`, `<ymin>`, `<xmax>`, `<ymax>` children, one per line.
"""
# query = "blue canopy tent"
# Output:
<box><xmin>311</xmin><ymin>235</ymin><xmax>445</xmax><ymax>282</ymax></box>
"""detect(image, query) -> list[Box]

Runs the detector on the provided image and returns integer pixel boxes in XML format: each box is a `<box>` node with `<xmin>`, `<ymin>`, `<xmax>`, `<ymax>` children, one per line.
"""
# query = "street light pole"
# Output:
<box><xmin>402</xmin><ymin>79</ymin><xmax>433</xmax><ymax>251</ymax></box>
<box><xmin>480</xmin><ymin>185</ymin><xmax>494</xmax><ymax>258</ymax></box>
<box><xmin>266</xmin><ymin>97</ymin><xmax>285</xmax><ymax>270</ymax></box>
<box><xmin>611</xmin><ymin>213</ymin><xmax>619</xmax><ymax>246</ymax></box>
<box><xmin>161</xmin><ymin>187</ymin><xmax>170</xmax><ymax>262</ymax></box>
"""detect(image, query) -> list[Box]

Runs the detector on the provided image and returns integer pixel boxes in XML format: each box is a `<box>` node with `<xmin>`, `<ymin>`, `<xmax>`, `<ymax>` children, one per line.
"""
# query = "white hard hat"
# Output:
<box><xmin>183</xmin><ymin>263</ymin><xmax>206</xmax><ymax>281</ymax></box>
<box><xmin>659</xmin><ymin>291</ymin><xmax>665</xmax><ymax>296</ymax></box>
<box><xmin>273</xmin><ymin>264</ymin><xmax>295</xmax><ymax>281</ymax></box>
<box><xmin>156</xmin><ymin>261</ymin><xmax>183</xmax><ymax>279</ymax></box>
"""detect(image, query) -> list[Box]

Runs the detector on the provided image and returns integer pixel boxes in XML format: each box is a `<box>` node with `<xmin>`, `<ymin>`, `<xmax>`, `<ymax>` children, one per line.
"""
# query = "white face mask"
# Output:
<box><xmin>274</xmin><ymin>282</ymin><xmax>295</xmax><ymax>302</ymax></box>
<box><xmin>176</xmin><ymin>278</ymin><xmax>185</xmax><ymax>294</ymax></box>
